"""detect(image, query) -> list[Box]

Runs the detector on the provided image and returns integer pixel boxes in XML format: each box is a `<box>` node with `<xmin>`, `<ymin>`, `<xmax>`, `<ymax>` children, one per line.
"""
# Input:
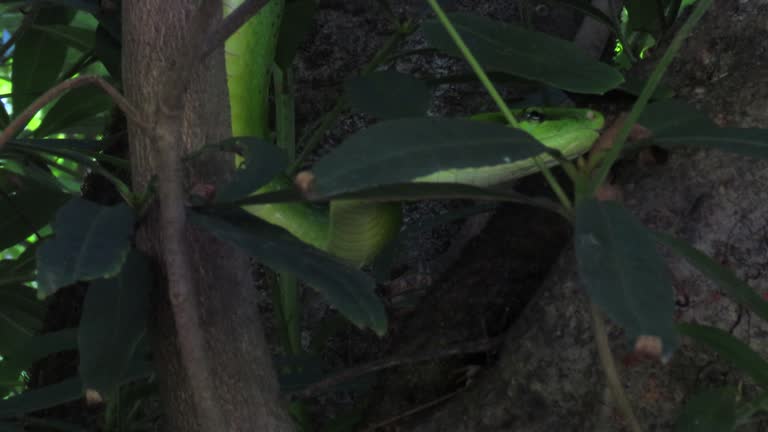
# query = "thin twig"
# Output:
<box><xmin>200</xmin><ymin>0</ymin><xmax>271</xmax><ymax>61</ymax></box>
<box><xmin>0</xmin><ymin>75</ymin><xmax>147</xmax><ymax>150</ymax></box>
<box><xmin>288</xmin><ymin>336</ymin><xmax>502</xmax><ymax>400</ymax></box>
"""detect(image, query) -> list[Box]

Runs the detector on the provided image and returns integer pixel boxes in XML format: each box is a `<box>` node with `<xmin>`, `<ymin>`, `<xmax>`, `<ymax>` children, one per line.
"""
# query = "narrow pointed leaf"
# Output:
<box><xmin>0</xmin><ymin>175</ymin><xmax>70</xmax><ymax>251</ymax></box>
<box><xmin>674</xmin><ymin>387</ymin><xmax>738</xmax><ymax>432</ymax></box>
<box><xmin>574</xmin><ymin>198</ymin><xmax>678</xmax><ymax>354</ymax></box>
<box><xmin>275</xmin><ymin>0</ymin><xmax>317</xmax><ymax>68</ymax></box>
<box><xmin>79</xmin><ymin>251</ymin><xmax>151</xmax><ymax>398</ymax></box>
<box><xmin>34</xmin><ymin>83</ymin><xmax>112</xmax><ymax>138</ymax></box>
<box><xmin>11</xmin><ymin>6</ymin><xmax>75</xmax><ymax>114</ymax></box>
<box><xmin>345</xmin><ymin>71</ymin><xmax>431</xmax><ymax>119</ymax></box>
<box><xmin>422</xmin><ymin>13</ymin><xmax>624</xmax><ymax>94</ymax></box>
<box><xmin>0</xmin><ymin>285</ymin><xmax>44</xmax><ymax>355</ymax></box>
<box><xmin>638</xmin><ymin>99</ymin><xmax>714</xmax><ymax>134</ymax></box>
<box><xmin>678</xmin><ymin>323</ymin><xmax>768</xmax><ymax>387</ymax></box>
<box><xmin>36</xmin><ymin>199</ymin><xmax>135</xmax><ymax>296</ymax></box>
<box><xmin>0</xmin><ymin>378</ymin><xmax>82</xmax><ymax>418</ymax></box>
<box><xmin>29</xmin><ymin>24</ymin><xmax>95</xmax><ymax>53</ymax></box>
<box><xmin>189</xmin><ymin>209</ymin><xmax>387</xmax><ymax>335</ymax></box>
<box><xmin>311</xmin><ymin>117</ymin><xmax>549</xmax><ymax>196</ymax></box>
<box><xmin>210</xmin><ymin>137</ymin><xmax>288</xmax><ymax>202</ymax></box>
<box><xmin>655</xmin><ymin>232</ymin><xmax>768</xmax><ymax>323</ymax></box>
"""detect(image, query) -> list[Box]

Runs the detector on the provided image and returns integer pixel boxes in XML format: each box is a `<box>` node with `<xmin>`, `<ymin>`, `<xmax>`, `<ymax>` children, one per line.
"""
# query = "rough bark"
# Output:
<box><xmin>122</xmin><ymin>1</ymin><xmax>293</xmax><ymax>430</ymax></box>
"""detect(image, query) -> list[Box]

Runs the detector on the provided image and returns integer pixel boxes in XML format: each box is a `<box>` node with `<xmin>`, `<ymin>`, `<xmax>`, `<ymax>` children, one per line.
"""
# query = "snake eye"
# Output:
<box><xmin>522</xmin><ymin>110</ymin><xmax>545</xmax><ymax>122</ymax></box>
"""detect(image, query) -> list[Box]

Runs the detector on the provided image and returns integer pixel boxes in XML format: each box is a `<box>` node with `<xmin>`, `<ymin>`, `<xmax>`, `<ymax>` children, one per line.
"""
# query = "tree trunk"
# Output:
<box><xmin>121</xmin><ymin>1</ymin><xmax>294</xmax><ymax>430</ymax></box>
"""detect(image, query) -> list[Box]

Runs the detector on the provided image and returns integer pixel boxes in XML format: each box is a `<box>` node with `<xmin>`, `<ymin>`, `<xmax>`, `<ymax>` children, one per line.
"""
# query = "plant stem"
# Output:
<box><xmin>426</xmin><ymin>0</ymin><xmax>572</xmax><ymax>212</ymax></box>
<box><xmin>586</xmin><ymin>0</ymin><xmax>714</xmax><ymax>197</ymax></box>
<box><xmin>590</xmin><ymin>302</ymin><xmax>644</xmax><ymax>432</ymax></box>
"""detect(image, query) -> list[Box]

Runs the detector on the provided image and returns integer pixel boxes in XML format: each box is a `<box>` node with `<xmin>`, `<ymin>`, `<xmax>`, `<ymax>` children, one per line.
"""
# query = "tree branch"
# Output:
<box><xmin>0</xmin><ymin>75</ymin><xmax>148</xmax><ymax>150</ymax></box>
<box><xmin>200</xmin><ymin>0</ymin><xmax>271</xmax><ymax>61</ymax></box>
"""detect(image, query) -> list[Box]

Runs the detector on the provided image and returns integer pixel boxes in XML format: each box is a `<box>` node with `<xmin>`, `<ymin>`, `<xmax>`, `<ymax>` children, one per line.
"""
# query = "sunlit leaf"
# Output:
<box><xmin>79</xmin><ymin>251</ymin><xmax>151</xmax><ymax>398</ymax></box>
<box><xmin>11</xmin><ymin>5</ymin><xmax>75</xmax><ymax>114</ymax></box>
<box><xmin>0</xmin><ymin>175</ymin><xmax>69</xmax><ymax>252</ymax></box>
<box><xmin>345</xmin><ymin>71</ymin><xmax>431</xmax><ymax>119</ymax></box>
<box><xmin>678</xmin><ymin>323</ymin><xmax>768</xmax><ymax>386</ymax></box>
<box><xmin>34</xmin><ymin>83</ymin><xmax>112</xmax><ymax>138</ymax></box>
<box><xmin>674</xmin><ymin>387</ymin><xmax>738</xmax><ymax>432</ymax></box>
<box><xmin>574</xmin><ymin>198</ymin><xmax>678</xmax><ymax>354</ymax></box>
<box><xmin>189</xmin><ymin>209</ymin><xmax>387</xmax><ymax>336</ymax></box>
<box><xmin>655</xmin><ymin>232</ymin><xmax>768</xmax><ymax>323</ymax></box>
<box><xmin>36</xmin><ymin>199</ymin><xmax>135</xmax><ymax>296</ymax></box>
<box><xmin>422</xmin><ymin>13</ymin><xmax>624</xmax><ymax>94</ymax></box>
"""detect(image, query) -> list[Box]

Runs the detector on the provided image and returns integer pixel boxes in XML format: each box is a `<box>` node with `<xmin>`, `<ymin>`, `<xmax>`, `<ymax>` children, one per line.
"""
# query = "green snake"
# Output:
<box><xmin>223</xmin><ymin>1</ymin><xmax>605</xmax><ymax>267</ymax></box>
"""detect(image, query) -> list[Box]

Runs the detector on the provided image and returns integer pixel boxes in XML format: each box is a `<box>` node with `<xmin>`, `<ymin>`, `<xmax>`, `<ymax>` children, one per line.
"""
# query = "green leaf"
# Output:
<box><xmin>29</xmin><ymin>24</ymin><xmax>95</xmax><ymax>53</ymax></box>
<box><xmin>0</xmin><ymin>329</ymin><xmax>78</xmax><ymax>394</ymax></box>
<box><xmin>674</xmin><ymin>387</ymin><xmax>738</xmax><ymax>432</ymax></box>
<box><xmin>0</xmin><ymin>378</ymin><xmax>82</xmax><ymax>418</ymax></box>
<box><xmin>0</xmin><ymin>421</ymin><xmax>24</xmax><ymax>432</ymax></box>
<box><xmin>574</xmin><ymin>198</ymin><xmax>678</xmax><ymax>354</ymax></box>
<box><xmin>638</xmin><ymin>99</ymin><xmax>714</xmax><ymax>135</ymax></box>
<box><xmin>626</xmin><ymin>0</ymin><xmax>664</xmax><ymax>34</ymax></box>
<box><xmin>36</xmin><ymin>199</ymin><xmax>135</xmax><ymax>296</ymax></box>
<box><xmin>345</xmin><ymin>71</ymin><xmax>431</xmax><ymax>120</ymax></box>
<box><xmin>34</xmin><ymin>82</ymin><xmax>112</xmax><ymax>138</ymax></box>
<box><xmin>211</xmin><ymin>137</ymin><xmax>289</xmax><ymax>202</ymax></box>
<box><xmin>275</xmin><ymin>0</ymin><xmax>317</xmax><ymax>69</ymax></box>
<box><xmin>78</xmin><ymin>251</ymin><xmax>151</xmax><ymax>398</ymax></box>
<box><xmin>422</xmin><ymin>13</ymin><xmax>624</xmax><ymax>94</ymax></box>
<box><xmin>655</xmin><ymin>232</ymin><xmax>768</xmax><ymax>323</ymax></box>
<box><xmin>0</xmin><ymin>285</ymin><xmax>44</xmax><ymax>355</ymax></box>
<box><xmin>648</xmin><ymin>128</ymin><xmax>768</xmax><ymax>159</ymax></box>
<box><xmin>0</xmin><ymin>175</ymin><xmax>69</xmax><ymax>252</ymax></box>
<box><xmin>189</xmin><ymin>209</ymin><xmax>387</xmax><ymax>336</ymax></box>
<box><xmin>311</xmin><ymin>117</ymin><xmax>549</xmax><ymax>196</ymax></box>
<box><xmin>11</xmin><ymin>6</ymin><xmax>75</xmax><ymax>114</ymax></box>
<box><xmin>93</xmin><ymin>24</ymin><xmax>120</xmax><ymax>80</ymax></box>
<box><xmin>678</xmin><ymin>323</ymin><xmax>768</xmax><ymax>387</ymax></box>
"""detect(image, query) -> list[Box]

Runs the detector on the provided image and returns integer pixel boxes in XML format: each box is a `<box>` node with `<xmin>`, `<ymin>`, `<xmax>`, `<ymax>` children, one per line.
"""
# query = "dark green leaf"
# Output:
<box><xmin>34</xmin><ymin>82</ymin><xmax>112</xmax><ymax>138</ymax></box>
<box><xmin>0</xmin><ymin>101</ymin><xmax>9</xmax><ymax>130</ymax></box>
<box><xmin>211</xmin><ymin>137</ymin><xmax>288</xmax><ymax>202</ymax></box>
<box><xmin>0</xmin><ymin>329</ymin><xmax>77</xmax><ymax>394</ymax></box>
<box><xmin>345</xmin><ymin>71</ymin><xmax>431</xmax><ymax>119</ymax></box>
<box><xmin>11</xmin><ymin>138</ymin><xmax>107</xmax><ymax>153</ymax></box>
<box><xmin>617</xmin><ymin>76</ymin><xmax>676</xmax><ymax>100</ymax></box>
<box><xmin>275</xmin><ymin>0</ymin><xmax>317</xmax><ymax>68</ymax></box>
<box><xmin>36</xmin><ymin>199</ymin><xmax>135</xmax><ymax>296</ymax></box>
<box><xmin>79</xmin><ymin>251</ymin><xmax>151</xmax><ymax>398</ymax></box>
<box><xmin>574</xmin><ymin>198</ymin><xmax>678</xmax><ymax>354</ymax></box>
<box><xmin>422</xmin><ymin>13</ymin><xmax>624</xmax><ymax>94</ymax></box>
<box><xmin>0</xmin><ymin>378</ymin><xmax>82</xmax><ymax>418</ymax></box>
<box><xmin>650</xmin><ymin>128</ymin><xmax>768</xmax><ymax>159</ymax></box>
<box><xmin>655</xmin><ymin>232</ymin><xmax>768</xmax><ymax>323</ymax></box>
<box><xmin>311</xmin><ymin>118</ymin><xmax>549</xmax><ymax>196</ymax></box>
<box><xmin>93</xmin><ymin>24</ymin><xmax>120</xmax><ymax>80</ymax></box>
<box><xmin>678</xmin><ymin>323</ymin><xmax>768</xmax><ymax>387</ymax></box>
<box><xmin>626</xmin><ymin>0</ymin><xmax>664</xmax><ymax>34</ymax></box>
<box><xmin>11</xmin><ymin>6</ymin><xmax>75</xmax><ymax>114</ymax></box>
<box><xmin>638</xmin><ymin>99</ymin><xmax>713</xmax><ymax>135</ymax></box>
<box><xmin>674</xmin><ymin>387</ymin><xmax>738</xmax><ymax>432</ymax></box>
<box><xmin>0</xmin><ymin>421</ymin><xmax>24</xmax><ymax>432</ymax></box>
<box><xmin>0</xmin><ymin>285</ymin><xmax>44</xmax><ymax>355</ymax></box>
<box><xmin>189</xmin><ymin>209</ymin><xmax>387</xmax><ymax>336</ymax></box>
<box><xmin>0</xmin><ymin>175</ymin><xmax>69</xmax><ymax>252</ymax></box>
<box><xmin>29</xmin><ymin>24</ymin><xmax>94</xmax><ymax>53</ymax></box>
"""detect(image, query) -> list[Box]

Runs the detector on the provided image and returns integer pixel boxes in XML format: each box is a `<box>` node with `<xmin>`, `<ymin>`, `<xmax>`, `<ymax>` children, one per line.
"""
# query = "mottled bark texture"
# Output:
<box><xmin>122</xmin><ymin>1</ymin><xmax>293</xmax><ymax>430</ymax></box>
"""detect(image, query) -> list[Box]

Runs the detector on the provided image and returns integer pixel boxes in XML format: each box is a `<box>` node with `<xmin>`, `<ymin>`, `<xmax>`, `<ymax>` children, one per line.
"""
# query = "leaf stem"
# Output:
<box><xmin>426</xmin><ymin>0</ymin><xmax>572</xmax><ymax>212</ymax></box>
<box><xmin>586</xmin><ymin>0</ymin><xmax>714</xmax><ymax>196</ymax></box>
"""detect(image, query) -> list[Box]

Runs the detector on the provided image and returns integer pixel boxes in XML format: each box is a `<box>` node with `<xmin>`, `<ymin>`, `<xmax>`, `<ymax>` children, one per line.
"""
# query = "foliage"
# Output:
<box><xmin>1</xmin><ymin>0</ymin><xmax>767</xmax><ymax>431</ymax></box>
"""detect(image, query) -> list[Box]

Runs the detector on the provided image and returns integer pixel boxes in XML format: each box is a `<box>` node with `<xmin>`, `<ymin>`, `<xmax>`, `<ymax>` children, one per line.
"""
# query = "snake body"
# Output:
<box><xmin>224</xmin><ymin>2</ymin><xmax>605</xmax><ymax>266</ymax></box>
